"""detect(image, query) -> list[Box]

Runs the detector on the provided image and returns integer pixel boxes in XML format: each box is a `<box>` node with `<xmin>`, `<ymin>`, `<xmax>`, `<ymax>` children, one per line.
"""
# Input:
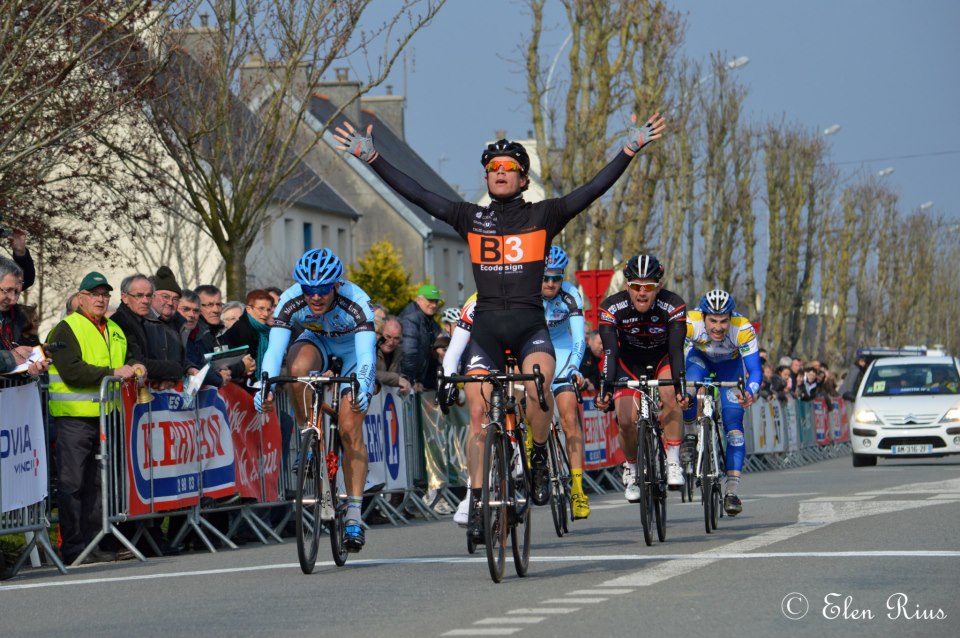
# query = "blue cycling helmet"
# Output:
<box><xmin>545</xmin><ymin>245</ymin><xmax>569</xmax><ymax>271</ymax></box>
<box><xmin>698</xmin><ymin>289</ymin><xmax>736</xmax><ymax>315</ymax></box>
<box><xmin>293</xmin><ymin>248</ymin><xmax>343</xmax><ymax>286</ymax></box>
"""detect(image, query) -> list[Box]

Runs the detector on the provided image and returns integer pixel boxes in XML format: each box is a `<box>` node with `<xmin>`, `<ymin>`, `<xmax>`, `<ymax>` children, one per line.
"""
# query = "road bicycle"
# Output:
<box><xmin>688</xmin><ymin>378</ymin><xmax>742</xmax><ymax>533</ymax></box>
<box><xmin>260</xmin><ymin>369</ymin><xmax>359</xmax><ymax>574</ymax></box>
<box><xmin>546</xmin><ymin>374</ymin><xmax>582</xmax><ymax>537</ymax></box>
<box><xmin>438</xmin><ymin>353</ymin><xmax>547</xmax><ymax>583</ymax></box>
<box><xmin>610</xmin><ymin>374</ymin><xmax>683</xmax><ymax>546</ymax></box>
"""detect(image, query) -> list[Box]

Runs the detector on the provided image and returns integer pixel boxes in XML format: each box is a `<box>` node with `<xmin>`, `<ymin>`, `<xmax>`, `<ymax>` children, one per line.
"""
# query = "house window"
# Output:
<box><xmin>338</xmin><ymin>228</ymin><xmax>348</xmax><ymax>262</ymax></box>
<box><xmin>303</xmin><ymin>222</ymin><xmax>313</xmax><ymax>251</ymax></box>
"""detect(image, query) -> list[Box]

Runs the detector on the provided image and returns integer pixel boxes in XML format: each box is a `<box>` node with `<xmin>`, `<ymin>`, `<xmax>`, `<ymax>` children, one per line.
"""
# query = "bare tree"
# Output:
<box><xmin>760</xmin><ymin>122</ymin><xmax>829</xmax><ymax>357</ymax></box>
<box><xmin>524</xmin><ymin>0</ymin><xmax>683</xmax><ymax>270</ymax></box>
<box><xmin>113</xmin><ymin>0</ymin><xmax>445</xmax><ymax>300</ymax></box>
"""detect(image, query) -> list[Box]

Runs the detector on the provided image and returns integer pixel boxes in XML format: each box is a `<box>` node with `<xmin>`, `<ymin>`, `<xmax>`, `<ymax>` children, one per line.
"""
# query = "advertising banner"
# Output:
<box><xmin>581</xmin><ymin>391</ymin><xmax>624</xmax><ymax>470</ymax></box>
<box><xmin>813</xmin><ymin>397</ymin><xmax>831</xmax><ymax>445</ymax></box>
<box><xmin>125</xmin><ymin>387</ymin><xmax>236</xmax><ymax>516</ymax></box>
<box><xmin>0</xmin><ymin>384</ymin><xmax>47</xmax><ymax>512</ymax></box>
<box><xmin>220</xmin><ymin>383</ymin><xmax>280</xmax><ymax>502</ymax></box>
<box><xmin>363</xmin><ymin>387</ymin><xmax>408</xmax><ymax>492</ymax></box>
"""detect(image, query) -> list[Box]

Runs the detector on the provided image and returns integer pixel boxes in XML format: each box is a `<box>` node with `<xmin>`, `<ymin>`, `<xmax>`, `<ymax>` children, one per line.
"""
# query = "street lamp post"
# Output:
<box><xmin>877</xmin><ymin>167</ymin><xmax>895</xmax><ymax>177</ymax></box>
<box><xmin>823</xmin><ymin>124</ymin><xmax>841</xmax><ymax>136</ymax></box>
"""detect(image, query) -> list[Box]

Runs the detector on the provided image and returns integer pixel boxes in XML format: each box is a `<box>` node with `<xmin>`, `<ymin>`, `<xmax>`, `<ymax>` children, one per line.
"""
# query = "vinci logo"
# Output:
<box><xmin>1</xmin><ymin>423</ymin><xmax>38</xmax><ymax>474</ymax></box>
<box><xmin>382</xmin><ymin>394</ymin><xmax>402</xmax><ymax>480</ymax></box>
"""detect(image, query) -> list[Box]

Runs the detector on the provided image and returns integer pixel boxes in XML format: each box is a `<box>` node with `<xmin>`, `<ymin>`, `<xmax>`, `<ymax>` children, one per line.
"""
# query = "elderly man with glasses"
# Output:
<box><xmin>0</xmin><ymin>257</ymin><xmax>47</xmax><ymax>375</ymax></box>
<box><xmin>375</xmin><ymin>316</ymin><xmax>412</xmax><ymax>396</ymax></box>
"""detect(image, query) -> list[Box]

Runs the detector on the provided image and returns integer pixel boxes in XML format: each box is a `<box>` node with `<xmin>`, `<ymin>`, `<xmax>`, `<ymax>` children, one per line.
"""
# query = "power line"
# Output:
<box><xmin>833</xmin><ymin>149</ymin><xmax>960</xmax><ymax>166</ymax></box>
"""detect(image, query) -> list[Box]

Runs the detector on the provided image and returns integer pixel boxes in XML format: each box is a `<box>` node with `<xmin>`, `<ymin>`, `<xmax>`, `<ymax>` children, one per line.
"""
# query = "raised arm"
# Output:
<box><xmin>334</xmin><ymin>121</ymin><xmax>460</xmax><ymax>222</ymax></box>
<box><xmin>557</xmin><ymin>112</ymin><xmax>666</xmax><ymax>217</ymax></box>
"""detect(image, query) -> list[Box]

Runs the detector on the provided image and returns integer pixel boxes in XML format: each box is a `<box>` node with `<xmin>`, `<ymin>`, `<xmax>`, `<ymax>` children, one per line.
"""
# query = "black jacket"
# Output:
<box><xmin>110</xmin><ymin>303</ymin><xmax>186</xmax><ymax>382</ymax></box>
<box><xmin>398</xmin><ymin>302</ymin><xmax>441</xmax><ymax>387</ymax></box>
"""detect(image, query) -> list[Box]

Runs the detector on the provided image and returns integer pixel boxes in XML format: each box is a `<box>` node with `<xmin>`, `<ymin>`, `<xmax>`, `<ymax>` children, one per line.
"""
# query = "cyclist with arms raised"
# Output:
<box><xmin>334</xmin><ymin>113</ymin><xmax>666</xmax><ymax>540</ymax></box>
<box><xmin>541</xmin><ymin>245</ymin><xmax>590</xmax><ymax>519</ymax></box>
<box><xmin>595</xmin><ymin>255</ymin><xmax>690</xmax><ymax>501</ymax></box>
<box><xmin>683</xmin><ymin>289</ymin><xmax>761</xmax><ymax>516</ymax></box>
<box><xmin>255</xmin><ymin>248</ymin><xmax>377</xmax><ymax>551</ymax></box>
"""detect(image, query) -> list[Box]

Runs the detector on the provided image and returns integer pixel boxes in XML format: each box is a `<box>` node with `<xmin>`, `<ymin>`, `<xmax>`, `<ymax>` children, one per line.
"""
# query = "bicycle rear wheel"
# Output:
<box><xmin>636</xmin><ymin>419</ymin><xmax>654</xmax><ymax>546</ymax></box>
<box><xmin>328</xmin><ymin>428</ymin><xmax>349</xmax><ymax>566</ymax></box>
<box><xmin>511</xmin><ymin>426</ymin><xmax>532</xmax><ymax>577</ymax></box>
<box><xmin>653</xmin><ymin>430</ymin><xmax>667</xmax><ymax>543</ymax></box>
<box><xmin>546</xmin><ymin>426</ymin><xmax>566</xmax><ymax>538</ymax></box>
<box><xmin>296</xmin><ymin>429</ymin><xmax>322</xmax><ymax>574</ymax></box>
<box><xmin>555</xmin><ymin>430</ymin><xmax>573</xmax><ymax>532</ymax></box>
<box><xmin>699</xmin><ymin>418</ymin><xmax>716</xmax><ymax>534</ymax></box>
<box><xmin>482</xmin><ymin>424</ymin><xmax>507</xmax><ymax>583</ymax></box>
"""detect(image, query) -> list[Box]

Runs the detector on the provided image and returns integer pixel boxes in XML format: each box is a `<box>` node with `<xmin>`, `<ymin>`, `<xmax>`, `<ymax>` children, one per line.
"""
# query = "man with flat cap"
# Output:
<box><xmin>47</xmin><ymin>271</ymin><xmax>145</xmax><ymax>565</ymax></box>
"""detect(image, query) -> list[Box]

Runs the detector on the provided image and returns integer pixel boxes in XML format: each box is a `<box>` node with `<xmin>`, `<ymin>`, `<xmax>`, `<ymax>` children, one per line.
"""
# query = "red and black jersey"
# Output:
<box><xmin>597</xmin><ymin>288</ymin><xmax>687</xmax><ymax>385</ymax></box>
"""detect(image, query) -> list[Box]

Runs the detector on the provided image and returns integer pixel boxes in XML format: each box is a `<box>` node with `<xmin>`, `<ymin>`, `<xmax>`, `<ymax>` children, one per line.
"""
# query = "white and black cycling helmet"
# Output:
<box><xmin>698</xmin><ymin>289</ymin><xmax>736</xmax><ymax>315</ymax></box>
<box><xmin>623</xmin><ymin>254</ymin><xmax>664</xmax><ymax>281</ymax></box>
<box><xmin>481</xmin><ymin>139</ymin><xmax>530</xmax><ymax>174</ymax></box>
<box><xmin>441</xmin><ymin>307</ymin><xmax>460</xmax><ymax>324</ymax></box>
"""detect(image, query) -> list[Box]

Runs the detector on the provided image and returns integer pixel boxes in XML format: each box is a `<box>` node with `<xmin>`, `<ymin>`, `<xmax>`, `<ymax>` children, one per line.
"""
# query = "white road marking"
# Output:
<box><xmin>508</xmin><ymin>608</ymin><xmax>578</xmax><ymax>615</ymax></box>
<box><xmin>443</xmin><ymin>630</ymin><xmax>522</xmax><ymax>636</ymax></box>
<box><xmin>541</xmin><ymin>597</ymin><xmax>608</xmax><ymax>604</ymax></box>
<box><xmin>806</xmin><ymin>495</ymin><xmax>875</xmax><ymax>501</ymax></box>
<box><xmin>474</xmin><ymin>618</ymin><xmax>544</xmax><ymax>625</ymax></box>
<box><xmin>928</xmin><ymin>493</ymin><xmax>960</xmax><ymax>499</ymax></box>
<box><xmin>567</xmin><ymin>588</ymin><xmax>633</xmax><ymax>595</ymax></box>
<box><xmin>751</xmin><ymin>492</ymin><xmax>822</xmax><ymax>498</ymax></box>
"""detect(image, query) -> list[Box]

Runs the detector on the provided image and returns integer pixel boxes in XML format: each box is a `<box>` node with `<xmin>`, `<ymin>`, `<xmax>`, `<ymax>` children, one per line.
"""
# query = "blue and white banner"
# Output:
<box><xmin>363</xmin><ymin>387</ymin><xmax>408</xmax><ymax>492</ymax></box>
<box><xmin>0</xmin><ymin>384</ymin><xmax>47</xmax><ymax>512</ymax></box>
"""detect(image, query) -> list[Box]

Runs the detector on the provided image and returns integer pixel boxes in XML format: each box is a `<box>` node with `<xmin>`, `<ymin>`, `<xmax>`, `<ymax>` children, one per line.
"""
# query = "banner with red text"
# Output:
<box><xmin>220</xmin><ymin>383</ymin><xmax>281</xmax><ymax>502</ymax></box>
<box><xmin>125</xmin><ymin>387</ymin><xmax>236</xmax><ymax>516</ymax></box>
<box><xmin>581</xmin><ymin>391</ymin><xmax>624</xmax><ymax>470</ymax></box>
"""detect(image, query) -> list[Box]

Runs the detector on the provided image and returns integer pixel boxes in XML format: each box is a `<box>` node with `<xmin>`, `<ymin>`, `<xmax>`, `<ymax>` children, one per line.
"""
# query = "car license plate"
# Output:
<box><xmin>891</xmin><ymin>444</ymin><xmax>933</xmax><ymax>455</ymax></box>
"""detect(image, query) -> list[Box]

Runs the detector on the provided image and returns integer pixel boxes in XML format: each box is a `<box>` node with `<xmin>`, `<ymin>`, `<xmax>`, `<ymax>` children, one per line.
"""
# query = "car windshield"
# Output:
<box><xmin>862</xmin><ymin>363</ymin><xmax>960</xmax><ymax>397</ymax></box>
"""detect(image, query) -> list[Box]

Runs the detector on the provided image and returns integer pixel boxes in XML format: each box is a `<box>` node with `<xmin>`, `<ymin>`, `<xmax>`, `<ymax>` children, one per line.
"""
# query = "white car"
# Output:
<box><xmin>846</xmin><ymin>355</ymin><xmax>960</xmax><ymax>467</ymax></box>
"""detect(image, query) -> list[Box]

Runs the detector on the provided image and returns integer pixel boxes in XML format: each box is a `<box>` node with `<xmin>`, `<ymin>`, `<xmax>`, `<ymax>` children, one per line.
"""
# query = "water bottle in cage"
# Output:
<box><xmin>509</xmin><ymin>434</ymin><xmax>523</xmax><ymax>478</ymax></box>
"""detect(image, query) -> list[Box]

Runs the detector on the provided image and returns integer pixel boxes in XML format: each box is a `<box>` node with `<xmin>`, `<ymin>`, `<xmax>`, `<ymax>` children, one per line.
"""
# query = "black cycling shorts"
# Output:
<box><xmin>614</xmin><ymin>351</ymin><xmax>671</xmax><ymax>400</ymax></box>
<box><xmin>466</xmin><ymin>308</ymin><xmax>554</xmax><ymax>373</ymax></box>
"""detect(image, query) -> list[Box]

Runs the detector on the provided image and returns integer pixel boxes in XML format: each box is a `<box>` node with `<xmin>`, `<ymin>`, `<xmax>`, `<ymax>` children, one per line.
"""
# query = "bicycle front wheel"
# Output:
<box><xmin>547</xmin><ymin>425</ymin><xmax>566</xmax><ymax>538</ymax></box>
<box><xmin>482</xmin><ymin>424</ymin><xmax>507</xmax><ymax>583</ymax></box>
<box><xmin>296</xmin><ymin>429</ymin><xmax>322</xmax><ymax>574</ymax></box>
<box><xmin>511</xmin><ymin>427</ymin><xmax>532</xmax><ymax>577</ymax></box>
<box><xmin>555</xmin><ymin>429</ymin><xmax>573</xmax><ymax>532</ymax></box>
<box><xmin>636</xmin><ymin>419</ymin><xmax>654</xmax><ymax>546</ymax></box>
<box><xmin>653</xmin><ymin>430</ymin><xmax>667</xmax><ymax>543</ymax></box>
<box><xmin>328</xmin><ymin>428</ymin><xmax>349</xmax><ymax>566</ymax></box>
<box><xmin>699</xmin><ymin>418</ymin><xmax>716</xmax><ymax>534</ymax></box>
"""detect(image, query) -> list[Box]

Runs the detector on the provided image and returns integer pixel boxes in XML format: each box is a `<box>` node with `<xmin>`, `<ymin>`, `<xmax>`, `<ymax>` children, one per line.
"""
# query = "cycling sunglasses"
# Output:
<box><xmin>627</xmin><ymin>281</ymin><xmax>658</xmax><ymax>292</ymax></box>
<box><xmin>302</xmin><ymin>282</ymin><xmax>336</xmax><ymax>297</ymax></box>
<box><xmin>485</xmin><ymin>159</ymin><xmax>523</xmax><ymax>173</ymax></box>
<box><xmin>543</xmin><ymin>274</ymin><xmax>564</xmax><ymax>282</ymax></box>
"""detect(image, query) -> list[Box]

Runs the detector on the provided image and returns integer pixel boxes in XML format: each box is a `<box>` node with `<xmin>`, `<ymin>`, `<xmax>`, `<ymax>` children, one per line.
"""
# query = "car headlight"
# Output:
<box><xmin>854</xmin><ymin>408</ymin><xmax>882</xmax><ymax>425</ymax></box>
<box><xmin>939</xmin><ymin>407</ymin><xmax>960</xmax><ymax>423</ymax></box>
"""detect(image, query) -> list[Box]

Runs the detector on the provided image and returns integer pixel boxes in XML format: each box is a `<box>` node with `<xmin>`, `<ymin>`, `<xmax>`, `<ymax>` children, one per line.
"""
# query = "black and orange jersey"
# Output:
<box><xmin>370</xmin><ymin>152</ymin><xmax>633</xmax><ymax>312</ymax></box>
<box><xmin>597</xmin><ymin>288</ymin><xmax>687</xmax><ymax>385</ymax></box>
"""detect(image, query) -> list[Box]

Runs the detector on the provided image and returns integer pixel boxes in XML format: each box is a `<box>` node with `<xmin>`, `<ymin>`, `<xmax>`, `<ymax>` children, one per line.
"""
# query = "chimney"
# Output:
<box><xmin>494</xmin><ymin>129</ymin><xmax>507</xmax><ymax>141</ymax></box>
<box><xmin>360</xmin><ymin>89</ymin><xmax>406</xmax><ymax>141</ymax></box>
<box><xmin>173</xmin><ymin>23</ymin><xmax>218</xmax><ymax>66</ymax></box>
<box><xmin>239</xmin><ymin>55</ymin><xmax>313</xmax><ymax>105</ymax></box>
<box><xmin>316</xmin><ymin>67</ymin><xmax>362</xmax><ymax>126</ymax></box>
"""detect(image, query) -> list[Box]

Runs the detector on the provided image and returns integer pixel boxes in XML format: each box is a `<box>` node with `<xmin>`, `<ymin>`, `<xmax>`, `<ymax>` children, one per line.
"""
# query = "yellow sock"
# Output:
<box><xmin>572</xmin><ymin>469</ymin><xmax>583</xmax><ymax>496</ymax></box>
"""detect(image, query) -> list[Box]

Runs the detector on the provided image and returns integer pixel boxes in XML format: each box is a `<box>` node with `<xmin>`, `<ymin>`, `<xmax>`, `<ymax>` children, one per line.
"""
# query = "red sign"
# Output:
<box><xmin>219</xmin><ymin>383</ymin><xmax>281</xmax><ymax>502</ymax></box>
<box><xmin>575</xmin><ymin>269</ymin><xmax>614</xmax><ymax>330</ymax></box>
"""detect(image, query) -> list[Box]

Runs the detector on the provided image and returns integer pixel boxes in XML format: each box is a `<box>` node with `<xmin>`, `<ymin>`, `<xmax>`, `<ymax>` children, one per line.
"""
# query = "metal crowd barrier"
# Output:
<box><xmin>0</xmin><ymin>376</ymin><xmax>66</xmax><ymax>576</ymax></box>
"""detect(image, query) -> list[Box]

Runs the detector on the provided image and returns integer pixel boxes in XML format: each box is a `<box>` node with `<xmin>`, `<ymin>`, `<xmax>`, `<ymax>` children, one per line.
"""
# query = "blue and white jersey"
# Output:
<box><xmin>543</xmin><ymin>282</ymin><xmax>586</xmax><ymax>375</ymax></box>
<box><xmin>261</xmin><ymin>280</ymin><xmax>377</xmax><ymax>396</ymax></box>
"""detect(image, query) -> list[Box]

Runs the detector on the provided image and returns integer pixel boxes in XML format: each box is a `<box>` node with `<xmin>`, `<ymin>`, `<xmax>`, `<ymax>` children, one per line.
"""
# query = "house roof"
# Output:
<box><xmin>309</xmin><ymin>94</ymin><xmax>464</xmax><ymax>240</ymax></box>
<box><xmin>272</xmin><ymin>162</ymin><xmax>358</xmax><ymax>219</ymax></box>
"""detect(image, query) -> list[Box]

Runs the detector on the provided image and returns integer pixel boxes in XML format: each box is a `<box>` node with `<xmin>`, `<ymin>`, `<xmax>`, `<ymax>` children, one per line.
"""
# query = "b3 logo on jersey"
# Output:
<box><xmin>468</xmin><ymin>230</ymin><xmax>546</xmax><ymax>264</ymax></box>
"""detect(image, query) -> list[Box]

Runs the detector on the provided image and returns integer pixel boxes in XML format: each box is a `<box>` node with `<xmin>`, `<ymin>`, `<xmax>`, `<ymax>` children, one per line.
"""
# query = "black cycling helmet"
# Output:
<box><xmin>481</xmin><ymin>139</ymin><xmax>530</xmax><ymax>174</ymax></box>
<box><xmin>623</xmin><ymin>254</ymin><xmax>664</xmax><ymax>282</ymax></box>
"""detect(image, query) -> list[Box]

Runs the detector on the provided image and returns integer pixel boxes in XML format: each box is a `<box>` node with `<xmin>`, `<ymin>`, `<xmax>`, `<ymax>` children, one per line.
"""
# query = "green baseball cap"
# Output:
<box><xmin>416</xmin><ymin>284</ymin><xmax>443</xmax><ymax>301</ymax></box>
<box><xmin>78</xmin><ymin>271</ymin><xmax>113</xmax><ymax>292</ymax></box>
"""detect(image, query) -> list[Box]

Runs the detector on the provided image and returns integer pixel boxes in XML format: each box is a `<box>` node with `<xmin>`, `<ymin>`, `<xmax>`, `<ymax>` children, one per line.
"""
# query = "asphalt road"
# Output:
<box><xmin>3</xmin><ymin>455</ymin><xmax>958</xmax><ymax>638</ymax></box>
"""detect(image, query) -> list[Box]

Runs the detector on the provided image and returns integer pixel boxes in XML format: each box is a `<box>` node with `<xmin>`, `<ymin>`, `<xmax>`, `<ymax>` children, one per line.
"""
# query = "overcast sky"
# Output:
<box><xmin>357</xmin><ymin>0</ymin><xmax>958</xmax><ymax>218</ymax></box>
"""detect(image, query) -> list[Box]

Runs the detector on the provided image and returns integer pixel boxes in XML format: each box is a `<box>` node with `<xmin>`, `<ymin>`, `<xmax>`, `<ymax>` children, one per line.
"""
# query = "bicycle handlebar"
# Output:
<box><xmin>438</xmin><ymin>365</ymin><xmax>548</xmax><ymax>412</ymax></box>
<box><xmin>259</xmin><ymin>371</ymin><xmax>361</xmax><ymax>406</ymax></box>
